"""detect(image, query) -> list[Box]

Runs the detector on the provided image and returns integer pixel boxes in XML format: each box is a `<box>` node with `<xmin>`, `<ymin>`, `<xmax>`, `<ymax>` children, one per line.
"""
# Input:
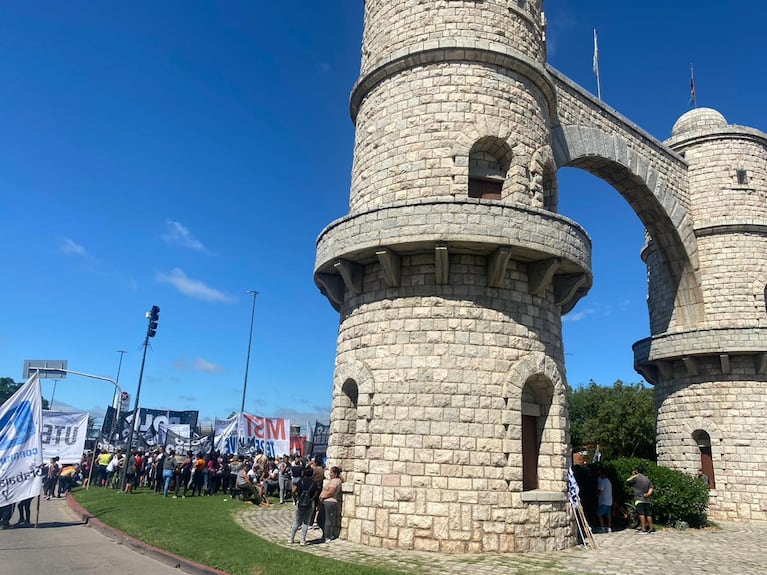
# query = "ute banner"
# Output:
<box><xmin>0</xmin><ymin>374</ymin><xmax>44</xmax><ymax>506</ymax></box>
<box><xmin>41</xmin><ymin>411</ymin><xmax>88</xmax><ymax>464</ymax></box>
<box><xmin>218</xmin><ymin>413</ymin><xmax>290</xmax><ymax>457</ymax></box>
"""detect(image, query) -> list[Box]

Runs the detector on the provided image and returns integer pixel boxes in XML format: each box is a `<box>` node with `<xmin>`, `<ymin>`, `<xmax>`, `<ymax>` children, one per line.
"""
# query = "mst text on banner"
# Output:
<box><xmin>218</xmin><ymin>413</ymin><xmax>290</xmax><ymax>457</ymax></box>
<box><xmin>41</xmin><ymin>411</ymin><xmax>89</xmax><ymax>464</ymax></box>
<box><xmin>0</xmin><ymin>374</ymin><xmax>44</xmax><ymax>506</ymax></box>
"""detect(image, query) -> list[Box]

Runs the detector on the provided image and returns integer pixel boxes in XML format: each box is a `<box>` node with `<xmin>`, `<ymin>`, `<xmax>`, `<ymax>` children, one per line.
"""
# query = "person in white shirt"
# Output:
<box><xmin>596</xmin><ymin>468</ymin><xmax>613</xmax><ymax>533</ymax></box>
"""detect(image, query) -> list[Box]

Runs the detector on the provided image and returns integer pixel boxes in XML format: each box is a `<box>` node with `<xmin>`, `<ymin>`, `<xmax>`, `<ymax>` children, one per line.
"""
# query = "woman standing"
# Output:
<box><xmin>319</xmin><ymin>466</ymin><xmax>342</xmax><ymax>543</ymax></box>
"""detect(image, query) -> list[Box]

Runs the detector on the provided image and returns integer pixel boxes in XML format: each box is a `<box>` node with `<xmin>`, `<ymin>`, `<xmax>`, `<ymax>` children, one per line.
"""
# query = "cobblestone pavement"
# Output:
<box><xmin>237</xmin><ymin>505</ymin><xmax>767</xmax><ymax>575</ymax></box>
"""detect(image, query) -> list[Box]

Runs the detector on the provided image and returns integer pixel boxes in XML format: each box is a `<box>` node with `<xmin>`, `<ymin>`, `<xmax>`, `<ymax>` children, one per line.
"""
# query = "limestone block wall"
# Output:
<box><xmin>683</xmin><ymin>136</ymin><xmax>767</xmax><ymax>229</ymax></box>
<box><xmin>655</xmin><ymin>358</ymin><xmax>767</xmax><ymax>521</ymax></box>
<box><xmin>360</xmin><ymin>0</ymin><xmax>545</xmax><ymax>76</ymax></box>
<box><xmin>327</xmin><ymin>253</ymin><xmax>574</xmax><ymax>553</ymax></box>
<box><xmin>350</xmin><ymin>62</ymin><xmax>550</xmax><ymax>213</ymax></box>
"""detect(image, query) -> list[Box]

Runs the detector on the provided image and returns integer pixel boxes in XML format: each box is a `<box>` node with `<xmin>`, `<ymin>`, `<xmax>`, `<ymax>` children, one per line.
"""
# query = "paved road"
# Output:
<box><xmin>0</xmin><ymin>496</ymin><xmax>187</xmax><ymax>575</ymax></box>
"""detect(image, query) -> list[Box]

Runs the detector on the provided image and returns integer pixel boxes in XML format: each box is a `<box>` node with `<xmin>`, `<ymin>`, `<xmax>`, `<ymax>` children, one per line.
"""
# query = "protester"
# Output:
<box><xmin>14</xmin><ymin>497</ymin><xmax>32</xmax><ymax>527</ymax></box>
<box><xmin>162</xmin><ymin>449</ymin><xmax>177</xmax><ymax>497</ymax></box>
<box><xmin>44</xmin><ymin>457</ymin><xmax>60</xmax><ymax>499</ymax></box>
<box><xmin>289</xmin><ymin>467</ymin><xmax>318</xmax><ymax>545</ymax></box>
<box><xmin>96</xmin><ymin>449</ymin><xmax>112</xmax><ymax>487</ymax></box>
<box><xmin>596</xmin><ymin>468</ymin><xmax>613</xmax><ymax>533</ymax></box>
<box><xmin>278</xmin><ymin>455</ymin><xmax>292</xmax><ymax>504</ymax></box>
<box><xmin>310</xmin><ymin>457</ymin><xmax>325</xmax><ymax>529</ymax></box>
<box><xmin>236</xmin><ymin>463</ymin><xmax>260</xmax><ymax>504</ymax></box>
<box><xmin>58</xmin><ymin>464</ymin><xmax>78</xmax><ymax>496</ymax></box>
<box><xmin>319</xmin><ymin>466</ymin><xmax>343</xmax><ymax>543</ymax></box>
<box><xmin>627</xmin><ymin>465</ymin><xmax>655</xmax><ymax>533</ymax></box>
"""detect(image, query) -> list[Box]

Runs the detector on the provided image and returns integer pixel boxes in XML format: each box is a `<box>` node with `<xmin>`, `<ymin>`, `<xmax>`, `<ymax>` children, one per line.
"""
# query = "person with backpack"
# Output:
<box><xmin>288</xmin><ymin>467</ymin><xmax>318</xmax><ymax>545</ymax></box>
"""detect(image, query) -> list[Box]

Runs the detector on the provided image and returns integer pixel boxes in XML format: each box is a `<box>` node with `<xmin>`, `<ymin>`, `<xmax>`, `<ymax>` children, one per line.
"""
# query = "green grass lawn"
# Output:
<box><xmin>72</xmin><ymin>487</ymin><xmax>410</xmax><ymax>575</ymax></box>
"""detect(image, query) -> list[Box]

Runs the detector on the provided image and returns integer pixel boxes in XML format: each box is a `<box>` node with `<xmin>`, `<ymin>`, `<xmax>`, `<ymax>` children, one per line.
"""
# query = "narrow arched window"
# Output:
<box><xmin>692</xmin><ymin>429</ymin><xmax>715</xmax><ymax>489</ymax></box>
<box><xmin>521</xmin><ymin>375</ymin><xmax>554</xmax><ymax>491</ymax></box>
<box><xmin>335</xmin><ymin>379</ymin><xmax>359</xmax><ymax>478</ymax></box>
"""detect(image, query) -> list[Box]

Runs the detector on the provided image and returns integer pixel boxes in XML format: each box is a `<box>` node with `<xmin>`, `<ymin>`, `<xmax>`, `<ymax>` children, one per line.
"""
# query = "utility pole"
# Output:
<box><xmin>120</xmin><ymin>306</ymin><xmax>159</xmax><ymax>490</ymax></box>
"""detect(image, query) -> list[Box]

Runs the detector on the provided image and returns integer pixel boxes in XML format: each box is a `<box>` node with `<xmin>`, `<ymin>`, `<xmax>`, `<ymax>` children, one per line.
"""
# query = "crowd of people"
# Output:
<box><xmin>0</xmin><ymin>446</ymin><xmax>344</xmax><ymax>544</ymax></box>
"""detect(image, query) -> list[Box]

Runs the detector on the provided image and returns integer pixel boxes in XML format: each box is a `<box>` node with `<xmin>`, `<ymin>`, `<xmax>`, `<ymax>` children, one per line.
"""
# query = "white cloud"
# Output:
<box><xmin>60</xmin><ymin>237</ymin><xmax>95</xmax><ymax>261</ymax></box>
<box><xmin>173</xmin><ymin>357</ymin><xmax>225</xmax><ymax>373</ymax></box>
<box><xmin>156</xmin><ymin>268</ymin><xmax>234</xmax><ymax>302</ymax></box>
<box><xmin>162</xmin><ymin>219</ymin><xmax>210</xmax><ymax>253</ymax></box>
<box><xmin>191</xmin><ymin>358</ymin><xmax>225</xmax><ymax>373</ymax></box>
<box><xmin>563</xmin><ymin>306</ymin><xmax>596</xmax><ymax>322</ymax></box>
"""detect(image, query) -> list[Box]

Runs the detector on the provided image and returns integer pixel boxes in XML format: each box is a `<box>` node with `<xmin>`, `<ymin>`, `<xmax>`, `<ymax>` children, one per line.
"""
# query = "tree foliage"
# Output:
<box><xmin>0</xmin><ymin>376</ymin><xmax>50</xmax><ymax>409</ymax></box>
<box><xmin>568</xmin><ymin>379</ymin><xmax>656</xmax><ymax>461</ymax></box>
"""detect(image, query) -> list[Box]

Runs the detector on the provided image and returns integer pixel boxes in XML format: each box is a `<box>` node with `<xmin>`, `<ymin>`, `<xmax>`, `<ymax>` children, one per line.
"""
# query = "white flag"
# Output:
<box><xmin>592</xmin><ymin>29</ymin><xmax>599</xmax><ymax>75</ymax></box>
<box><xmin>0</xmin><ymin>374</ymin><xmax>44</xmax><ymax>506</ymax></box>
<box><xmin>567</xmin><ymin>466</ymin><xmax>580</xmax><ymax>509</ymax></box>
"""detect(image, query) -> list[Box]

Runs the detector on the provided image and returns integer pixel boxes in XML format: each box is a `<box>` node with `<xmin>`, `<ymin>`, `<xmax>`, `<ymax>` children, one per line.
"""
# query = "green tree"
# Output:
<box><xmin>0</xmin><ymin>376</ymin><xmax>51</xmax><ymax>409</ymax></box>
<box><xmin>568</xmin><ymin>379</ymin><xmax>656</xmax><ymax>461</ymax></box>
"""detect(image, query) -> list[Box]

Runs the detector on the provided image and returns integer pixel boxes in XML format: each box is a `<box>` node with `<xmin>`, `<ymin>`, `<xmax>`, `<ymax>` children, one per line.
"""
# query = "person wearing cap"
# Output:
<box><xmin>162</xmin><ymin>449</ymin><xmax>177</xmax><ymax>497</ymax></box>
<box><xmin>627</xmin><ymin>465</ymin><xmax>655</xmax><ymax>533</ymax></box>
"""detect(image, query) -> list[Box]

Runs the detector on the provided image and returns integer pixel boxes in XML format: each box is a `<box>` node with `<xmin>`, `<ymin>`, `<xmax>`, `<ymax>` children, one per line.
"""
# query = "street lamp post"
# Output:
<box><xmin>238</xmin><ymin>290</ymin><xmax>258</xmax><ymax>453</ymax></box>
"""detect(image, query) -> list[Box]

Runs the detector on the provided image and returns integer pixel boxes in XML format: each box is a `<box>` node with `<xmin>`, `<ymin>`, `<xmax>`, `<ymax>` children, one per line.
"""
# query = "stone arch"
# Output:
<box><xmin>679</xmin><ymin>416</ymin><xmax>724</xmax><ymax>489</ymax></box>
<box><xmin>329</xmin><ymin>360</ymin><xmax>374</xmax><ymax>482</ymax></box>
<box><xmin>552</xmin><ymin>124</ymin><xmax>704</xmax><ymax>330</ymax></box>
<box><xmin>468</xmin><ymin>136</ymin><xmax>513</xmax><ymax>200</ymax></box>
<box><xmin>504</xmin><ymin>352</ymin><xmax>568</xmax><ymax>492</ymax></box>
<box><xmin>452</xmin><ymin>117</ymin><xmax>526</xmax><ymax>198</ymax></box>
<box><xmin>530</xmin><ymin>145</ymin><xmax>557</xmax><ymax>211</ymax></box>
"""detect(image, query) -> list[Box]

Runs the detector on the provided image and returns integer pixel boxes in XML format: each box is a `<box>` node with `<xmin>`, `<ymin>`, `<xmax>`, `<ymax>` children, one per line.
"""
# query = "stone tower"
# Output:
<box><xmin>315</xmin><ymin>0</ymin><xmax>589</xmax><ymax>553</ymax></box>
<box><xmin>315</xmin><ymin>0</ymin><xmax>767</xmax><ymax>553</ymax></box>
<box><xmin>636</xmin><ymin>108</ymin><xmax>767</xmax><ymax>522</ymax></box>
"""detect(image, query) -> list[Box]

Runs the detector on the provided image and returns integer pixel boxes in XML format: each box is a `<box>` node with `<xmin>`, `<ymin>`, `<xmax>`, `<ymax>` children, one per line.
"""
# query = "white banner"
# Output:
<box><xmin>41</xmin><ymin>411</ymin><xmax>89</xmax><ymax>464</ymax></box>
<box><xmin>214</xmin><ymin>417</ymin><xmax>237</xmax><ymax>454</ymax></box>
<box><xmin>237</xmin><ymin>413</ymin><xmax>290</xmax><ymax>458</ymax></box>
<box><xmin>0</xmin><ymin>374</ymin><xmax>44</xmax><ymax>506</ymax></box>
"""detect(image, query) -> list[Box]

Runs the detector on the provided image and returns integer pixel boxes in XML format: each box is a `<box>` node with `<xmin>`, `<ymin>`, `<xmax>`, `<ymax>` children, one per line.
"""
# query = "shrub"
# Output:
<box><xmin>576</xmin><ymin>458</ymin><xmax>710</xmax><ymax>529</ymax></box>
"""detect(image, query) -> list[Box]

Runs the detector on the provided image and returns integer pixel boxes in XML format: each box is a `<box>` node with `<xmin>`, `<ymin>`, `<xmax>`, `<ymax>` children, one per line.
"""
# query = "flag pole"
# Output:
<box><xmin>593</xmin><ymin>29</ymin><xmax>601</xmax><ymax>101</ymax></box>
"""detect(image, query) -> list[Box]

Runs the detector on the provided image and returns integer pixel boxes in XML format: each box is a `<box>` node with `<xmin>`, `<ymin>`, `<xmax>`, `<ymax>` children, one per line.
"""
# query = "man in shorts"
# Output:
<box><xmin>596</xmin><ymin>468</ymin><xmax>613</xmax><ymax>533</ymax></box>
<box><xmin>627</xmin><ymin>465</ymin><xmax>655</xmax><ymax>533</ymax></box>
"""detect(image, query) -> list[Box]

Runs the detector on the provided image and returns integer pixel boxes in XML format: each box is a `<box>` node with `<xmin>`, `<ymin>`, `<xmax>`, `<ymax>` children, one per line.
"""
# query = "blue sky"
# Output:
<box><xmin>1</xmin><ymin>1</ymin><xmax>764</xmax><ymax>428</ymax></box>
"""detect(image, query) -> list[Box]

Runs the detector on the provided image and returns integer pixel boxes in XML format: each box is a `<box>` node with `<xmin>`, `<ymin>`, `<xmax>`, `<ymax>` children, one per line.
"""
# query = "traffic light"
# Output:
<box><xmin>147</xmin><ymin>305</ymin><xmax>160</xmax><ymax>338</ymax></box>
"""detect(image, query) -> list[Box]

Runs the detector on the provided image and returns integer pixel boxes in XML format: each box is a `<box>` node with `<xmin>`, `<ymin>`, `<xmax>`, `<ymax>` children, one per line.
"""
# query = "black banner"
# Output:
<box><xmin>101</xmin><ymin>406</ymin><xmax>199</xmax><ymax>448</ymax></box>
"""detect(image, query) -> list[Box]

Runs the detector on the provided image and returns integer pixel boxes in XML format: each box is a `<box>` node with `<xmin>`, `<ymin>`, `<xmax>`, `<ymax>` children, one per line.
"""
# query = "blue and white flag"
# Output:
<box><xmin>567</xmin><ymin>466</ymin><xmax>580</xmax><ymax>509</ymax></box>
<box><xmin>0</xmin><ymin>374</ymin><xmax>44</xmax><ymax>505</ymax></box>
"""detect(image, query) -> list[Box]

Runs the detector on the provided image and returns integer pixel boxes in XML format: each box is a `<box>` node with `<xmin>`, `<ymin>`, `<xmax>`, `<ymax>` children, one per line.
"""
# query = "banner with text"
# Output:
<box><xmin>101</xmin><ymin>406</ymin><xmax>199</xmax><ymax>448</ymax></box>
<box><xmin>41</xmin><ymin>411</ymin><xmax>88</xmax><ymax>464</ymax></box>
<box><xmin>218</xmin><ymin>413</ymin><xmax>290</xmax><ymax>457</ymax></box>
<box><xmin>0</xmin><ymin>374</ymin><xmax>44</xmax><ymax>506</ymax></box>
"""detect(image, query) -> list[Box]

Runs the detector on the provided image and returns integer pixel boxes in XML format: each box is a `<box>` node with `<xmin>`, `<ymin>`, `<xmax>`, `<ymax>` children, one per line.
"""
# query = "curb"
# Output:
<box><xmin>66</xmin><ymin>494</ymin><xmax>230</xmax><ymax>575</ymax></box>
